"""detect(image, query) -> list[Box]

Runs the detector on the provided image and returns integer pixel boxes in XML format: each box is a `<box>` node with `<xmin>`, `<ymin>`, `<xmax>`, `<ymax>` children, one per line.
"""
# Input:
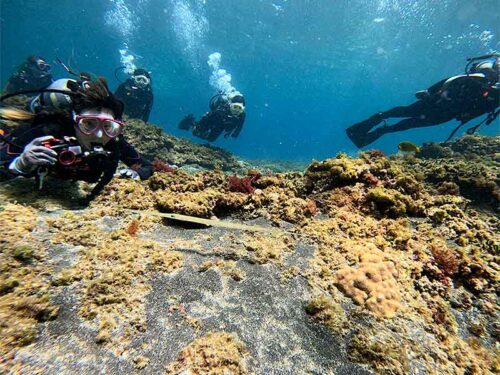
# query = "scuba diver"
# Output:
<box><xmin>178</xmin><ymin>91</ymin><xmax>246</xmax><ymax>142</ymax></box>
<box><xmin>346</xmin><ymin>54</ymin><xmax>500</xmax><ymax>148</ymax></box>
<box><xmin>3</xmin><ymin>55</ymin><xmax>53</xmax><ymax>95</ymax></box>
<box><xmin>0</xmin><ymin>75</ymin><xmax>153</xmax><ymax>201</ymax></box>
<box><xmin>114</xmin><ymin>68</ymin><xmax>154</xmax><ymax>122</ymax></box>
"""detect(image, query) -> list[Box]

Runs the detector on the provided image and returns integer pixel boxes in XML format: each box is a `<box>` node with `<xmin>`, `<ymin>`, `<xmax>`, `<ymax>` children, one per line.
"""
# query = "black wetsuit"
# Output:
<box><xmin>115</xmin><ymin>79</ymin><xmax>154</xmax><ymax>122</ymax></box>
<box><xmin>346</xmin><ymin>74</ymin><xmax>499</xmax><ymax>148</ymax></box>
<box><xmin>3</xmin><ymin>62</ymin><xmax>53</xmax><ymax>95</ymax></box>
<box><xmin>179</xmin><ymin>96</ymin><xmax>246</xmax><ymax>142</ymax></box>
<box><xmin>0</xmin><ymin>121</ymin><xmax>153</xmax><ymax>194</ymax></box>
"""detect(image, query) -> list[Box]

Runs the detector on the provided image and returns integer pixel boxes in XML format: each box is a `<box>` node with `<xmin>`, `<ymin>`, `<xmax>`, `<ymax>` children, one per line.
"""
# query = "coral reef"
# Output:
<box><xmin>413</xmin><ymin>136</ymin><xmax>500</xmax><ymax>208</ymax></box>
<box><xmin>123</xmin><ymin>117</ymin><xmax>242</xmax><ymax>171</ymax></box>
<box><xmin>0</xmin><ymin>135</ymin><xmax>498</xmax><ymax>374</ymax></box>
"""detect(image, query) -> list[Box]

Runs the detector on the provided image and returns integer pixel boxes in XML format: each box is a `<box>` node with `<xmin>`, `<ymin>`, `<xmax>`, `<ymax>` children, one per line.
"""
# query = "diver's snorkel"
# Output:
<box><xmin>114</xmin><ymin>66</ymin><xmax>127</xmax><ymax>84</ymax></box>
<box><xmin>55</xmin><ymin>57</ymin><xmax>93</xmax><ymax>89</ymax></box>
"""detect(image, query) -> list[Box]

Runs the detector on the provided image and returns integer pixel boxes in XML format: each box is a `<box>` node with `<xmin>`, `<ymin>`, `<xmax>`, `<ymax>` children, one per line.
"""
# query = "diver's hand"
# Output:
<box><xmin>415</xmin><ymin>90</ymin><xmax>430</xmax><ymax>100</ymax></box>
<box><xmin>119</xmin><ymin>168</ymin><xmax>141</xmax><ymax>181</ymax></box>
<box><xmin>12</xmin><ymin>136</ymin><xmax>58</xmax><ymax>174</ymax></box>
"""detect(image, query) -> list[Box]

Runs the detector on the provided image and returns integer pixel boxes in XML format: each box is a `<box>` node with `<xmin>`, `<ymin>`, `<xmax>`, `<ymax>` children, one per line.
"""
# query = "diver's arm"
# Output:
<box><xmin>197</xmin><ymin>111</ymin><xmax>215</xmax><ymax>128</ymax></box>
<box><xmin>142</xmin><ymin>92</ymin><xmax>153</xmax><ymax>122</ymax></box>
<box><xmin>118</xmin><ymin>136</ymin><xmax>153</xmax><ymax>180</ymax></box>
<box><xmin>114</xmin><ymin>82</ymin><xmax>130</xmax><ymax>99</ymax></box>
<box><xmin>415</xmin><ymin>78</ymin><xmax>449</xmax><ymax>100</ymax></box>
<box><xmin>0</xmin><ymin>135</ymin><xmax>19</xmax><ymax>176</ymax></box>
<box><xmin>230</xmin><ymin>113</ymin><xmax>246</xmax><ymax>138</ymax></box>
<box><xmin>426</xmin><ymin>78</ymin><xmax>449</xmax><ymax>95</ymax></box>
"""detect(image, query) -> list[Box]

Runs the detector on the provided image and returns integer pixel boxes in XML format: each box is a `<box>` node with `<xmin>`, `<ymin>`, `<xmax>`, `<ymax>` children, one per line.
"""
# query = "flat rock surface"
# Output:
<box><xmin>13</xmin><ymin>212</ymin><xmax>372</xmax><ymax>375</ymax></box>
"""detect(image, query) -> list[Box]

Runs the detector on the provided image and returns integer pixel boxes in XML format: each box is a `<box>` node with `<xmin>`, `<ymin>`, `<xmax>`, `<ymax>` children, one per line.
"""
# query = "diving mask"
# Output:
<box><xmin>230</xmin><ymin>102</ymin><xmax>245</xmax><ymax>116</ymax></box>
<box><xmin>133</xmin><ymin>74</ymin><xmax>150</xmax><ymax>88</ymax></box>
<box><xmin>36</xmin><ymin>60</ymin><xmax>51</xmax><ymax>72</ymax></box>
<box><xmin>74</xmin><ymin>114</ymin><xmax>124</xmax><ymax>138</ymax></box>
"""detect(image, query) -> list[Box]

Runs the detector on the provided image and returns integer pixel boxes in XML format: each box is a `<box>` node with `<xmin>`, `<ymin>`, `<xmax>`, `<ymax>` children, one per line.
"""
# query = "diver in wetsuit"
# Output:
<box><xmin>114</xmin><ymin>68</ymin><xmax>154</xmax><ymax>122</ymax></box>
<box><xmin>346</xmin><ymin>55</ymin><xmax>500</xmax><ymax>148</ymax></box>
<box><xmin>3</xmin><ymin>55</ymin><xmax>53</xmax><ymax>95</ymax></box>
<box><xmin>178</xmin><ymin>91</ymin><xmax>246</xmax><ymax>142</ymax></box>
<box><xmin>0</xmin><ymin>77</ymin><xmax>153</xmax><ymax>200</ymax></box>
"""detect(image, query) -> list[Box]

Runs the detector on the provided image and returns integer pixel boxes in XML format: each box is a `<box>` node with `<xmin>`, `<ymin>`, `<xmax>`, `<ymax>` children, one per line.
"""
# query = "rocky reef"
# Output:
<box><xmin>0</xmin><ymin>135</ymin><xmax>498</xmax><ymax>374</ymax></box>
<box><xmin>122</xmin><ymin>117</ymin><xmax>243</xmax><ymax>172</ymax></box>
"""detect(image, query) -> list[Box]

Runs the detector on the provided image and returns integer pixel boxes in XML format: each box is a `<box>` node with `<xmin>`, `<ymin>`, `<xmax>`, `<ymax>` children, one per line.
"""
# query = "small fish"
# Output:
<box><xmin>398</xmin><ymin>141</ymin><xmax>420</xmax><ymax>153</ymax></box>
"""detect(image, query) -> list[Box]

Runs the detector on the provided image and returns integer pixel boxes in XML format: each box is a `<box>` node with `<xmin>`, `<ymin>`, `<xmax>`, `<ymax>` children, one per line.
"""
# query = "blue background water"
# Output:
<box><xmin>1</xmin><ymin>0</ymin><xmax>499</xmax><ymax>162</ymax></box>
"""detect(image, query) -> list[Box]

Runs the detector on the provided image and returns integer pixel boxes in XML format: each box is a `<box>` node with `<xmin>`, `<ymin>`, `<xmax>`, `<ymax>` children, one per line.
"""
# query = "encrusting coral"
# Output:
<box><xmin>333</xmin><ymin>249</ymin><xmax>401</xmax><ymax>318</ymax></box>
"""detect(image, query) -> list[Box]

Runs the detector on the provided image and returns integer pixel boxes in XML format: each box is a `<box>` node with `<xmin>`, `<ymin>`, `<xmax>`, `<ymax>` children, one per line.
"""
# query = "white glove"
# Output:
<box><xmin>119</xmin><ymin>168</ymin><xmax>140</xmax><ymax>180</ymax></box>
<box><xmin>10</xmin><ymin>136</ymin><xmax>57</xmax><ymax>174</ymax></box>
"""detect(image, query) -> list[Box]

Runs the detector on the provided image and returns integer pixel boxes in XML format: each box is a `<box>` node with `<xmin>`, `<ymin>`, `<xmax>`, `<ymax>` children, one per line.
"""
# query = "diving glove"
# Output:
<box><xmin>415</xmin><ymin>90</ymin><xmax>431</xmax><ymax>100</ymax></box>
<box><xmin>119</xmin><ymin>168</ymin><xmax>141</xmax><ymax>181</ymax></box>
<box><xmin>9</xmin><ymin>136</ymin><xmax>57</xmax><ymax>175</ymax></box>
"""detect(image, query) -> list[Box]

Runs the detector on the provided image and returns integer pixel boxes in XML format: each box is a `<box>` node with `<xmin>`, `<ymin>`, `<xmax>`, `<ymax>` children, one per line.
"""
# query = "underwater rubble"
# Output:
<box><xmin>0</xmin><ymin>135</ymin><xmax>498</xmax><ymax>374</ymax></box>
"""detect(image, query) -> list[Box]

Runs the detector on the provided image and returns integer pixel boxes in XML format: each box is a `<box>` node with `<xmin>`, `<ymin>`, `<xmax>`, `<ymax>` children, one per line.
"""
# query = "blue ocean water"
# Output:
<box><xmin>1</xmin><ymin>0</ymin><xmax>499</xmax><ymax>162</ymax></box>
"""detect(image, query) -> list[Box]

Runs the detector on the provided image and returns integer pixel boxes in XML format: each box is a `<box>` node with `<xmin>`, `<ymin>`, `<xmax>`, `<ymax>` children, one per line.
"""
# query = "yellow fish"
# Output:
<box><xmin>398</xmin><ymin>141</ymin><xmax>420</xmax><ymax>153</ymax></box>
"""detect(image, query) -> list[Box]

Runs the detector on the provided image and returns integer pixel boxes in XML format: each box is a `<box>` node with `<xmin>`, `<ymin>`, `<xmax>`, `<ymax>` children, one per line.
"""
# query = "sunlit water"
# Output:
<box><xmin>1</xmin><ymin>0</ymin><xmax>498</xmax><ymax>161</ymax></box>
